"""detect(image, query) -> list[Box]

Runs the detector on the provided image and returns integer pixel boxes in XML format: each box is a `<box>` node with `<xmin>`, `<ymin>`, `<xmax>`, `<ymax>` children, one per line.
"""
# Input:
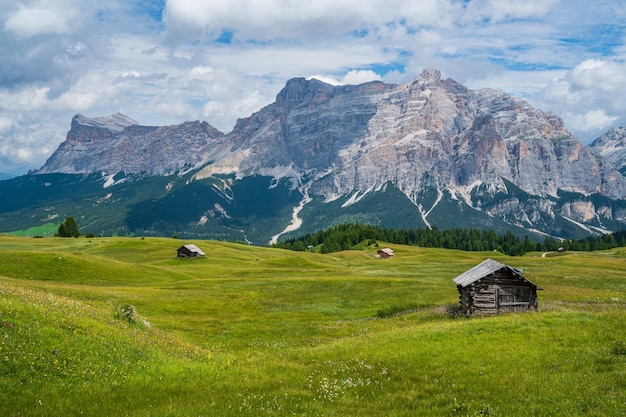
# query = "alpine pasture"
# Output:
<box><xmin>0</xmin><ymin>235</ymin><xmax>624</xmax><ymax>416</ymax></box>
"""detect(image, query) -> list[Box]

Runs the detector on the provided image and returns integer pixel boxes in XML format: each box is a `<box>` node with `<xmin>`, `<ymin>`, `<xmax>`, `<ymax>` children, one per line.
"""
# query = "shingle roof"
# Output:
<box><xmin>452</xmin><ymin>258</ymin><xmax>541</xmax><ymax>289</ymax></box>
<box><xmin>180</xmin><ymin>244</ymin><xmax>205</xmax><ymax>256</ymax></box>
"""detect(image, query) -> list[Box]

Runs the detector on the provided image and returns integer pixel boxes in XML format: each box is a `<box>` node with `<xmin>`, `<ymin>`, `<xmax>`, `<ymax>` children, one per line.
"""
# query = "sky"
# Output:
<box><xmin>1</xmin><ymin>0</ymin><xmax>625</xmax><ymax>175</ymax></box>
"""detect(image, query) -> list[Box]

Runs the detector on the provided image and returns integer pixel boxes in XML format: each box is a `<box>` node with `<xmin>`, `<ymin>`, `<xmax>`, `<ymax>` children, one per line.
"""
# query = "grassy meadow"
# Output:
<box><xmin>0</xmin><ymin>235</ymin><xmax>624</xmax><ymax>416</ymax></box>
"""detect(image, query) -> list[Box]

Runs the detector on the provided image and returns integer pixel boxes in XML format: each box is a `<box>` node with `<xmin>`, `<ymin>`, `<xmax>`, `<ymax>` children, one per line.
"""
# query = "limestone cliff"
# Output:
<box><xmin>39</xmin><ymin>113</ymin><xmax>224</xmax><ymax>175</ymax></box>
<box><xmin>591</xmin><ymin>127</ymin><xmax>626</xmax><ymax>172</ymax></box>
<box><xmin>37</xmin><ymin>70</ymin><xmax>626</xmax><ymax>239</ymax></box>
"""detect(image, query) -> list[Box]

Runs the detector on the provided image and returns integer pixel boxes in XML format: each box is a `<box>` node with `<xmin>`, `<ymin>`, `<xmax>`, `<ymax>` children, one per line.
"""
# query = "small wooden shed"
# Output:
<box><xmin>177</xmin><ymin>244</ymin><xmax>205</xmax><ymax>258</ymax></box>
<box><xmin>452</xmin><ymin>258</ymin><xmax>542</xmax><ymax>315</ymax></box>
<box><xmin>377</xmin><ymin>248</ymin><xmax>394</xmax><ymax>258</ymax></box>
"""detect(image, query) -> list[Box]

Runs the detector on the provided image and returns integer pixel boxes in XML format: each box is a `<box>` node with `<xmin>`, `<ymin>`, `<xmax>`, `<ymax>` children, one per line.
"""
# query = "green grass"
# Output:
<box><xmin>0</xmin><ymin>236</ymin><xmax>624</xmax><ymax>416</ymax></box>
<box><xmin>6</xmin><ymin>223</ymin><xmax>59</xmax><ymax>237</ymax></box>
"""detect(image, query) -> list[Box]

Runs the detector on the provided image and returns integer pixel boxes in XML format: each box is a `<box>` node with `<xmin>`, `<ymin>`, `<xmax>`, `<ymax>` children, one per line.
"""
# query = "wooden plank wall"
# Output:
<box><xmin>457</xmin><ymin>271</ymin><xmax>538</xmax><ymax>315</ymax></box>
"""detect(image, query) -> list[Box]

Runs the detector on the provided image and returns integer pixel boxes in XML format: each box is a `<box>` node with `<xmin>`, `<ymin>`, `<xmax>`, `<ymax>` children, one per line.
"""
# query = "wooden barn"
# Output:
<box><xmin>452</xmin><ymin>259</ymin><xmax>542</xmax><ymax>315</ymax></box>
<box><xmin>377</xmin><ymin>248</ymin><xmax>394</xmax><ymax>258</ymax></box>
<box><xmin>177</xmin><ymin>244</ymin><xmax>205</xmax><ymax>258</ymax></box>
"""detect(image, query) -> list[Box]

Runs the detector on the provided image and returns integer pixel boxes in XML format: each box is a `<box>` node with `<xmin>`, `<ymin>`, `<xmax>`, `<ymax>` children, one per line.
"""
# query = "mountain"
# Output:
<box><xmin>38</xmin><ymin>112</ymin><xmax>224</xmax><ymax>175</ymax></box>
<box><xmin>3</xmin><ymin>69</ymin><xmax>626</xmax><ymax>243</ymax></box>
<box><xmin>590</xmin><ymin>127</ymin><xmax>626</xmax><ymax>174</ymax></box>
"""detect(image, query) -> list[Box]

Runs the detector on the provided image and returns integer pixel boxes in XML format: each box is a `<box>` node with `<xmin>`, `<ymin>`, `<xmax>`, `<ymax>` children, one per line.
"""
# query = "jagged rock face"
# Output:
<box><xmin>39</xmin><ymin>113</ymin><xmax>224</xmax><ymax>175</ymax></box>
<box><xmin>197</xmin><ymin>78</ymin><xmax>396</xmax><ymax>178</ymax></box>
<box><xmin>36</xmin><ymin>70</ymin><xmax>626</xmax><ymax>240</ymax></box>
<box><xmin>199</xmin><ymin>69</ymin><xmax>626</xmax><ymax>204</ymax></box>
<box><xmin>590</xmin><ymin>127</ymin><xmax>626</xmax><ymax>171</ymax></box>
<box><xmin>196</xmin><ymin>69</ymin><xmax>626</xmax><ymax>236</ymax></box>
<box><xmin>325</xmin><ymin>74</ymin><xmax>626</xmax><ymax>201</ymax></box>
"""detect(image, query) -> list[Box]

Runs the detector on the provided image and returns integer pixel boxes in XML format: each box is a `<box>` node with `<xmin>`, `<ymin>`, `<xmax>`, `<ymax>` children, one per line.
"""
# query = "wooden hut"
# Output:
<box><xmin>377</xmin><ymin>248</ymin><xmax>394</xmax><ymax>258</ymax></box>
<box><xmin>177</xmin><ymin>244</ymin><xmax>205</xmax><ymax>258</ymax></box>
<box><xmin>452</xmin><ymin>259</ymin><xmax>542</xmax><ymax>315</ymax></box>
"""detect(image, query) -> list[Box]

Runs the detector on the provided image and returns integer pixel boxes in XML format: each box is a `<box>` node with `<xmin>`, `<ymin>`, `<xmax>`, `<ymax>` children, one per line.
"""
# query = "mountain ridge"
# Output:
<box><xmin>38</xmin><ymin>114</ymin><xmax>224</xmax><ymax>176</ymax></box>
<box><xmin>13</xmin><ymin>69</ymin><xmax>626</xmax><ymax>242</ymax></box>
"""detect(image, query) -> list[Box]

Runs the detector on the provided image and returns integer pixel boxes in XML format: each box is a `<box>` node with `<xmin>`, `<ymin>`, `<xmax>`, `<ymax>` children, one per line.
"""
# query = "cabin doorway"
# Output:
<box><xmin>496</xmin><ymin>287</ymin><xmax>532</xmax><ymax>313</ymax></box>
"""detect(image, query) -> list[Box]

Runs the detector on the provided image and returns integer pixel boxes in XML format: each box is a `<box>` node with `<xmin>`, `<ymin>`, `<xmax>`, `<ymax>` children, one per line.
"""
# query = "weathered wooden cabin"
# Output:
<box><xmin>377</xmin><ymin>248</ymin><xmax>394</xmax><ymax>258</ymax></box>
<box><xmin>177</xmin><ymin>244</ymin><xmax>205</xmax><ymax>258</ymax></box>
<box><xmin>452</xmin><ymin>259</ymin><xmax>542</xmax><ymax>315</ymax></box>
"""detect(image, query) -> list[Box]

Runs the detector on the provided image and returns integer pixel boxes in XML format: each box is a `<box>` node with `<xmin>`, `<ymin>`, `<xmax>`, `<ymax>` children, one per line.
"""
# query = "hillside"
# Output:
<box><xmin>0</xmin><ymin>236</ymin><xmax>624</xmax><ymax>416</ymax></box>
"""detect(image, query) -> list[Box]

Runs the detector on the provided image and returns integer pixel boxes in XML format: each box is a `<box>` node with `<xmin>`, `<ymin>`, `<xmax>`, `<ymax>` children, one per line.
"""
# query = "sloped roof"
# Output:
<box><xmin>378</xmin><ymin>248</ymin><xmax>394</xmax><ymax>255</ymax></box>
<box><xmin>178</xmin><ymin>244</ymin><xmax>205</xmax><ymax>256</ymax></box>
<box><xmin>453</xmin><ymin>258</ymin><xmax>541</xmax><ymax>289</ymax></box>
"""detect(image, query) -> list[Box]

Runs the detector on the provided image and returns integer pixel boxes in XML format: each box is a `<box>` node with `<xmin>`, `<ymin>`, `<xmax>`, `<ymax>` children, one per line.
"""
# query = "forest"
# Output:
<box><xmin>273</xmin><ymin>223</ymin><xmax>626</xmax><ymax>256</ymax></box>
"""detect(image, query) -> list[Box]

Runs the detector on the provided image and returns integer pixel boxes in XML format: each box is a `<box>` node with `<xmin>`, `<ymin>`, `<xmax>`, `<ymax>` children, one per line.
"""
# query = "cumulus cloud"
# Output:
<box><xmin>162</xmin><ymin>0</ymin><xmax>456</xmax><ymax>42</ymax></box>
<box><xmin>565</xmin><ymin>110</ymin><xmax>618</xmax><ymax>133</ymax></box>
<box><xmin>539</xmin><ymin>60</ymin><xmax>626</xmax><ymax>139</ymax></box>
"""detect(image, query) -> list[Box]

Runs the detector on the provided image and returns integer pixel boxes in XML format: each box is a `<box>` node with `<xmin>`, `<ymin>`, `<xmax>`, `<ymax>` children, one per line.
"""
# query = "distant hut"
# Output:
<box><xmin>377</xmin><ymin>248</ymin><xmax>394</xmax><ymax>259</ymax></box>
<box><xmin>177</xmin><ymin>244</ymin><xmax>205</xmax><ymax>258</ymax></box>
<box><xmin>452</xmin><ymin>259</ymin><xmax>542</xmax><ymax>315</ymax></box>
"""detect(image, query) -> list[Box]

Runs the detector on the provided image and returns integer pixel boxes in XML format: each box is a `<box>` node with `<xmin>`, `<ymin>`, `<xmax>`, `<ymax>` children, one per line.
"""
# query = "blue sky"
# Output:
<box><xmin>1</xmin><ymin>0</ymin><xmax>625</xmax><ymax>174</ymax></box>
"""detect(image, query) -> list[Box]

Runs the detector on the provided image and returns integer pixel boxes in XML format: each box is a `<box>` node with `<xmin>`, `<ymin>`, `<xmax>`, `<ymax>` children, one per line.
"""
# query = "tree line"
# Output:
<box><xmin>272</xmin><ymin>223</ymin><xmax>626</xmax><ymax>256</ymax></box>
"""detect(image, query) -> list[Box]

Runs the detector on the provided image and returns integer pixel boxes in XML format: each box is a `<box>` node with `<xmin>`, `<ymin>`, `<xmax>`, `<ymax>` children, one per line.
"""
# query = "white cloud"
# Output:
<box><xmin>486</xmin><ymin>0</ymin><xmax>558</xmax><ymax>22</ymax></box>
<box><xmin>307</xmin><ymin>70</ymin><xmax>382</xmax><ymax>86</ymax></box>
<box><xmin>162</xmin><ymin>0</ymin><xmax>456</xmax><ymax>42</ymax></box>
<box><xmin>564</xmin><ymin>110</ymin><xmax>618</xmax><ymax>133</ymax></box>
<box><xmin>306</xmin><ymin>75</ymin><xmax>343</xmax><ymax>86</ymax></box>
<box><xmin>0</xmin><ymin>116</ymin><xmax>13</xmax><ymax>134</ymax></box>
<box><xmin>341</xmin><ymin>70</ymin><xmax>382</xmax><ymax>85</ymax></box>
<box><xmin>4</xmin><ymin>1</ymin><xmax>79</xmax><ymax>38</ymax></box>
<box><xmin>538</xmin><ymin>59</ymin><xmax>626</xmax><ymax>140</ymax></box>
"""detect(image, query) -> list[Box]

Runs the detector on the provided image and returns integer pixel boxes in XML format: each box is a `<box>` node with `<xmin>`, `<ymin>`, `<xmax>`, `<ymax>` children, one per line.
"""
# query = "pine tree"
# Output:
<box><xmin>56</xmin><ymin>217</ymin><xmax>80</xmax><ymax>237</ymax></box>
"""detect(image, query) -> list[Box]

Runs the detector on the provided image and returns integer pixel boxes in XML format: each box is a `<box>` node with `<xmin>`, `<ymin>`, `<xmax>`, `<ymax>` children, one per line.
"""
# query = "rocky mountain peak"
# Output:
<box><xmin>72</xmin><ymin>112</ymin><xmax>138</xmax><ymax>132</ymax></box>
<box><xmin>38</xmin><ymin>114</ymin><xmax>224</xmax><ymax>175</ymax></box>
<box><xmin>590</xmin><ymin>127</ymin><xmax>626</xmax><ymax>171</ymax></box>
<box><xmin>592</xmin><ymin>127</ymin><xmax>626</xmax><ymax>148</ymax></box>
<box><xmin>417</xmin><ymin>68</ymin><xmax>442</xmax><ymax>85</ymax></box>
<box><xmin>275</xmin><ymin>77</ymin><xmax>335</xmax><ymax>111</ymax></box>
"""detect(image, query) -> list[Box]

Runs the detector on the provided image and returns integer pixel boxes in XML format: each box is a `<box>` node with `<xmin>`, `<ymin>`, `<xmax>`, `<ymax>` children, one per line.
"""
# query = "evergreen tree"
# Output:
<box><xmin>56</xmin><ymin>217</ymin><xmax>80</xmax><ymax>237</ymax></box>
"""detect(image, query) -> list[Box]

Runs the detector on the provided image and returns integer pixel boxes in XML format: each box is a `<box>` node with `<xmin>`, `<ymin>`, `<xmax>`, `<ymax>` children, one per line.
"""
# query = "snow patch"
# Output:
<box><xmin>418</xmin><ymin>188</ymin><xmax>444</xmax><ymax>228</ymax></box>
<box><xmin>562</xmin><ymin>216</ymin><xmax>611</xmax><ymax>235</ymax></box>
<box><xmin>269</xmin><ymin>182</ymin><xmax>313</xmax><ymax>245</ymax></box>
<box><xmin>528</xmin><ymin>228</ymin><xmax>560</xmax><ymax>239</ymax></box>
<box><xmin>103</xmin><ymin>173</ymin><xmax>127</xmax><ymax>188</ymax></box>
<box><xmin>103</xmin><ymin>175</ymin><xmax>115</xmax><ymax>188</ymax></box>
<box><xmin>211</xmin><ymin>178</ymin><xmax>234</xmax><ymax>201</ymax></box>
<box><xmin>96</xmin><ymin>193</ymin><xmax>112</xmax><ymax>204</ymax></box>
<box><xmin>341</xmin><ymin>185</ymin><xmax>376</xmax><ymax>208</ymax></box>
<box><xmin>324</xmin><ymin>193</ymin><xmax>342</xmax><ymax>203</ymax></box>
<box><xmin>214</xmin><ymin>203</ymin><xmax>231</xmax><ymax>219</ymax></box>
<box><xmin>416</xmin><ymin>204</ymin><xmax>431</xmax><ymax>229</ymax></box>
